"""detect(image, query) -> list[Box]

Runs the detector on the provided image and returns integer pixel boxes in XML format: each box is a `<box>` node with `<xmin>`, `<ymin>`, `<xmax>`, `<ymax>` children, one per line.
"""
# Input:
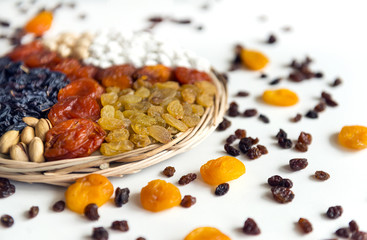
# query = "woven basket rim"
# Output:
<box><xmin>0</xmin><ymin>69</ymin><xmax>228</xmax><ymax>186</ymax></box>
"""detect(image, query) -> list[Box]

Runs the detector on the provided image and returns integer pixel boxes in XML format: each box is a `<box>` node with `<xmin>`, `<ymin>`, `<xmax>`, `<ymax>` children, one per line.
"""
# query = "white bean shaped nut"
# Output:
<box><xmin>10</xmin><ymin>143</ymin><xmax>29</xmax><ymax>162</ymax></box>
<box><xmin>0</xmin><ymin>130</ymin><xmax>20</xmax><ymax>154</ymax></box>
<box><xmin>28</xmin><ymin>137</ymin><xmax>45</xmax><ymax>163</ymax></box>
<box><xmin>20</xmin><ymin>126</ymin><xmax>35</xmax><ymax>145</ymax></box>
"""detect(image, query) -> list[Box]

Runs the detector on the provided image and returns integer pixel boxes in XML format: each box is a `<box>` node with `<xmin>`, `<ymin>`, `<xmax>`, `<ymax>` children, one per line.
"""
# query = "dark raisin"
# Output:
<box><xmin>258</xmin><ymin>114</ymin><xmax>270</xmax><ymax>123</ymax></box>
<box><xmin>271</xmin><ymin>186</ymin><xmax>295</xmax><ymax>203</ymax></box>
<box><xmin>171</xmin><ymin>18</ymin><xmax>192</xmax><ymax>24</ymax></box>
<box><xmin>111</xmin><ymin>220</ymin><xmax>129</xmax><ymax>232</ymax></box>
<box><xmin>298</xmin><ymin>132</ymin><xmax>312</xmax><ymax>145</ymax></box>
<box><xmin>335</xmin><ymin>228</ymin><xmax>350</xmax><ymax>238</ymax></box>
<box><xmin>247</xmin><ymin>147</ymin><xmax>262</xmax><ymax>159</ymax></box>
<box><xmin>260</xmin><ymin>73</ymin><xmax>267</xmax><ymax>78</ymax></box>
<box><xmin>249</xmin><ymin>137</ymin><xmax>259</xmax><ymax>145</ymax></box>
<box><xmin>243</xmin><ymin>218</ymin><xmax>261</xmax><ymax>235</ymax></box>
<box><xmin>291</xmin><ymin>113</ymin><xmax>302</xmax><ymax>122</ymax></box>
<box><xmin>136</xmin><ymin>238</ymin><xmax>146</xmax><ymax>240</ymax></box>
<box><xmin>321</xmin><ymin>91</ymin><xmax>338</xmax><ymax>107</ymax></box>
<box><xmin>180</xmin><ymin>195</ymin><xmax>197</xmax><ymax>208</ymax></box>
<box><xmin>326</xmin><ymin>205</ymin><xmax>343</xmax><ymax>219</ymax></box>
<box><xmin>269</xmin><ymin>78</ymin><xmax>281</xmax><ymax>85</ymax></box>
<box><xmin>314</xmin><ymin>171</ymin><xmax>330</xmax><ymax>181</ymax></box>
<box><xmin>305</xmin><ymin>110</ymin><xmax>318</xmax><ymax>119</ymax></box>
<box><xmin>178</xmin><ymin>173</ymin><xmax>197</xmax><ymax>185</ymax></box>
<box><xmin>52</xmin><ymin>200</ymin><xmax>65</xmax><ymax>212</ymax></box>
<box><xmin>239</xmin><ymin>138</ymin><xmax>253</xmax><ymax>153</ymax></box>
<box><xmin>148</xmin><ymin>16</ymin><xmax>164</xmax><ymax>23</ymax></box>
<box><xmin>163</xmin><ymin>166</ymin><xmax>176</xmax><ymax>177</ymax></box>
<box><xmin>226</xmin><ymin>135</ymin><xmax>237</xmax><ymax>144</ymax></box>
<box><xmin>276</xmin><ymin>129</ymin><xmax>287</xmax><ymax>139</ymax></box>
<box><xmin>257</xmin><ymin>145</ymin><xmax>268</xmax><ymax>154</ymax></box>
<box><xmin>278</xmin><ymin>138</ymin><xmax>293</xmax><ymax>149</ymax></box>
<box><xmin>229</xmin><ymin>44</ymin><xmax>243</xmax><ymax>71</ymax></box>
<box><xmin>295</xmin><ymin>142</ymin><xmax>308</xmax><ymax>152</ymax></box>
<box><xmin>314</xmin><ymin>102</ymin><xmax>326</xmax><ymax>112</ymax></box>
<box><xmin>314</xmin><ymin>72</ymin><xmax>323</xmax><ymax>78</ymax></box>
<box><xmin>217</xmin><ymin>118</ymin><xmax>231</xmax><ymax>131</ymax></box>
<box><xmin>243</xmin><ymin>109</ymin><xmax>258</xmax><ymax>117</ymax></box>
<box><xmin>351</xmin><ymin>231</ymin><xmax>367</xmax><ymax>240</ymax></box>
<box><xmin>114</xmin><ymin>187</ymin><xmax>130</xmax><ymax>207</ymax></box>
<box><xmin>298</xmin><ymin>218</ymin><xmax>313</xmax><ymax>233</ymax></box>
<box><xmin>267</xmin><ymin>175</ymin><xmax>283</xmax><ymax>187</ymax></box>
<box><xmin>279</xmin><ymin>178</ymin><xmax>293</xmax><ymax>188</ymax></box>
<box><xmin>267</xmin><ymin>34</ymin><xmax>277</xmax><ymax>44</ymax></box>
<box><xmin>0</xmin><ymin>20</ymin><xmax>10</xmax><ymax>27</ymax></box>
<box><xmin>28</xmin><ymin>206</ymin><xmax>39</xmax><ymax>218</ymax></box>
<box><xmin>84</xmin><ymin>203</ymin><xmax>99</xmax><ymax>221</ymax></box>
<box><xmin>349</xmin><ymin>220</ymin><xmax>359</xmax><ymax>233</ymax></box>
<box><xmin>289</xmin><ymin>158</ymin><xmax>308</xmax><ymax>171</ymax></box>
<box><xmin>235</xmin><ymin>129</ymin><xmax>247</xmax><ymax>139</ymax></box>
<box><xmin>1</xmin><ymin>214</ymin><xmax>14</xmax><ymax>228</ymax></box>
<box><xmin>331</xmin><ymin>78</ymin><xmax>342</xmax><ymax>87</ymax></box>
<box><xmin>228</xmin><ymin>101</ymin><xmax>240</xmax><ymax>117</ymax></box>
<box><xmin>236</xmin><ymin>91</ymin><xmax>249</xmax><ymax>97</ymax></box>
<box><xmin>0</xmin><ymin>177</ymin><xmax>16</xmax><ymax>198</ymax></box>
<box><xmin>224</xmin><ymin>144</ymin><xmax>240</xmax><ymax>156</ymax></box>
<box><xmin>215</xmin><ymin>183</ymin><xmax>229</xmax><ymax>196</ymax></box>
<box><xmin>92</xmin><ymin>227</ymin><xmax>108</xmax><ymax>240</ymax></box>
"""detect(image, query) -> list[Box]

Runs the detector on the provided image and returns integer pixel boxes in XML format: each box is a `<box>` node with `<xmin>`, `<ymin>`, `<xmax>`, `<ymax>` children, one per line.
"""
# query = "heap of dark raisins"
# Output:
<box><xmin>0</xmin><ymin>57</ymin><xmax>69</xmax><ymax>135</ymax></box>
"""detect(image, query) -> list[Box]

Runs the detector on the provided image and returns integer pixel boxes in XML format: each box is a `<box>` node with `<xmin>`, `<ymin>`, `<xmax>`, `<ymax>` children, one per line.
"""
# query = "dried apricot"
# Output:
<box><xmin>140</xmin><ymin>179</ymin><xmax>181</xmax><ymax>212</ymax></box>
<box><xmin>174</xmin><ymin>67</ymin><xmax>212</xmax><ymax>85</ymax></box>
<box><xmin>65</xmin><ymin>174</ymin><xmax>113</xmax><ymax>214</ymax></box>
<box><xmin>24</xmin><ymin>11</ymin><xmax>53</xmax><ymax>36</ymax></box>
<box><xmin>97</xmin><ymin>64</ymin><xmax>136</xmax><ymax>89</ymax></box>
<box><xmin>240</xmin><ymin>49</ymin><xmax>269</xmax><ymax>70</ymax></box>
<box><xmin>184</xmin><ymin>227</ymin><xmax>231</xmax><ymax>240</ymax></box>
<box><xmin>24</xmin><ymin>50</ymin><xmax>57</xmax><ymax>68</ymax></box>
<box><xmin>7</xmin><ymin>40</ymin><xmax>44</xmax><ymax>61</ymax></box>
<box><xmin>52</xmin><ymin>58</ymin><xmax>81</xmax><ymax>77</ymax></box>
<box><xmin>262</xmin><ymin>88</ymin><xmax>299</xmax><ymax>106</ymax></box>
<box><xmin>338</xmin><ymin>125</ymin><xmax>367</xmax><ymax>150</ymax></box>
<box><xmin>58</xmin><ymin>78</ymin><xmax>104</xmax><ymax>101</ymax></box>
<box><xmin>200</xmin><ymin>156</ymin><xmax>246</xmax><ymax>185</ymax></box>
<box><xmin>133</xmin><ymin>64</ymin><xmax>172</xmax><ymax>83</ymax></box>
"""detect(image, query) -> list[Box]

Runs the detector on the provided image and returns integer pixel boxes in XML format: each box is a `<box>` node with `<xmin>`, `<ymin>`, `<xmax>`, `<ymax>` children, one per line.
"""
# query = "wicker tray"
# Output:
<box><xmin>0</xmin><ymin>69</ymin><xmax>227</xmax><ymax>186</ymax></box>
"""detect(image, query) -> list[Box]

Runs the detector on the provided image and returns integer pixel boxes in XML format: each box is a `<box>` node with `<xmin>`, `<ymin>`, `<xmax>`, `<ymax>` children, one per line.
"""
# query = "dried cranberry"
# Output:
<box><xmin>326</xmin><ymin>205</ymin><xmax>343</xmax><ymax>219</ymax></box>
<box><xmin>111</xmin><ymin>220</ymin><xmax>129</xmax><ymax>232</ymax></box>
<box><xmin>215</xmin><ymin>183</ymin><xmax>229</xmax><ymax>196</ymax></box>
<box><xmin>271</xmin><ymin>186</ymin><xmax>295</xmax><ymax>203</ymax></box>
<box><xmin>180</xmin><ymin>195</ymin><xmax>196</xmax><ymax>208</ymax></box>
<box><xmin>114</xmin><ymin>187</ymin><xmax>130</xmax><ymax>207</ymax></box>
<box><xmin>84</xmin><ymin>203</ymin><xmax>99</xmax><ymax>221</ymax></box>
<box><xmin>243</xmin><ymin>218</ymin><xmax>261</xmax><ymax>235</ymax></box>
<box><xmin>224</xmin><ymin>144</ymin><xmax>240</xmax><ymax>156</ymax></box>
<box><xmin>289</xmin><ymin>158</ymin><xmax>308</xmax><ymax>171</ymax></box>
<box><xmin>162</xmin><ymin>166</ymin><xmax>176</xmax><ymax>177</ymax></box>
<box><xmin>178</xmin><ymin>173</ymin><xmax>197</xmax><ymax>185</ymax></box>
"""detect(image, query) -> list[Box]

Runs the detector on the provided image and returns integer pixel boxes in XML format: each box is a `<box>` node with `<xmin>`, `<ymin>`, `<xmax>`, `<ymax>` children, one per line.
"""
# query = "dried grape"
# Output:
<box><xmin>148</xmin><ymin>125</ymin><xmax>171</xmax><ymax>143</ymax></box>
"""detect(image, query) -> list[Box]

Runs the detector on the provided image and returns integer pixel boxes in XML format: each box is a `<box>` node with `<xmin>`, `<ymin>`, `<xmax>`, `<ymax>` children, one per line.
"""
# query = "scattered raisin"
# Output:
<box><xmin>258</xmin><ymin>114</ymin><xmax>270</xmax><ymax>123</ymax></box>
<box><xmin>235</xmin><ymin>129</ymin><xmax>247</xmax><ymax>139</ymax></box>
<box><xmin>279</xmin><ymin>179</ymin><xmax>293</xmax><ymax>188</ymax></box>
<box><xmin>136</xmin><ymin>238</ymin><xmax>146</xmax><ymax>240</ymax></box>
<box><xmin>289</xmin><ymin>158</ymin><xmax>308</xmax><ymax>171</ymax></box>
<box><xmin>92</xmin><ymin>227</ymin><xmax>109</xmax><ymax>240</ymax></box>
<box><xmin>267</xmin><ymin>175</ymin><xmax>283</xmax><ymax>187</ymax></box>
<box><xmin>28</xmin><ymin>206</ymin><xmax>39</xmax><ymax>218</ymax></box>
<box><xmin>111</xmin><ymin>220</ymin><xmax>129</xmax><ymax>232</ymax></box>
<box><xmin>84</xmin><ymin>203</ymin><xmax>100</xmax><ymax>221</ymax></box>
<box><xmin>247</xmin><ymin>147</ymin><xmax>262</xmax><ymax>159</ymax></box>
<box><xmin>335</xmin><ymin>228</ymin><xmax>350</xmax><ymax>238</ymax></box>
<box><xmin>243</xmin><ymin>218</ymin><xmax>261</xmax><ymax>235</ymax></box>
<box><xmin>163</xmin><ymin>166</ymin><xmax>176</xmax><ymax>177</ymax></box>
<box><xmin>326</xmin><ymin>205</ymin><xmax>343</xmax><ymax>219</ymax></box>
<box><xmin>305</xmin><ymin>110</ymin><xmax>318</xmax><ymax>119</ymax></box>
<box><xmin>1</xmin><ymin>214</ymin><xmax>14</xmax><ymax>228</ymax></box>
<box><xmin>321</xmin><ymin>91</ymin><xmax>338</xmax><ymax>107</ymax></box>
<box><xmin>52</xmin><ymin>200</ymin><xmax>65</xmax><ymax>212</ymax></box>
<box><xmin>178</xmin><ymin>173</ymin><xmax>197</xmax><ymax>185</ymax></box>
<box><xmin>295</xmin><ymin>142</ymin><xmax>308</xmax><ymax>152</ymax></box>
<box><xmin>249</xmin><ymin>137</ymin><xmax>259</xmax><ymax>145</ymax></box>
<box><xmin>298</xmin><ymin>132</ymin><xmax>312</xmax><ymax>145</ymax></box>
<box><xmin>269</xmin><ymin>78</ymin><xmax>281</xmax><ymax>85</ymax></box>
<box><xmin>0</xmin><ymin>177</ymin><xmax>16</xmax><ymax>198</ymax></box>
<box><xmin>228</xmin><ymin>101</ymin><xmax>240</xmax><ymax>117</ymax></box>
<box><xmin>226</xmin><ymin>135</ymin><xmax>237</xmax><ymax>144</ymax></box>
<box><xmin>349</xmin><ymin>220</ymin><xmax>359</xmax><ymax>232</ymax></box>
<box><xmin>276</xmin><ymin>129</ymin><xmax>288</xmax><ymax>139</ymax></box>
<box><xmin>314</xmin><ymin>72</ymin><xmax>324</xmax><ymax>78</ymax></box>
<box><xmin>114</xmin><ymin>187</ymin><xmax>130</xmax><ymax>207</ymax></box>
<box><xmin>224</xmin><ymin>144</ymin><xmax>240</xmax><ymax>156</ymax></box>
<box><xmin>271</xmin><ymin>186</ymin><xmax>295</xmax><ymax>203</ymax></box>
<box><xmin>217</xmin><ymin>118</ymin><xmax>231</xmax><ymax>131</ymax></box>
<box><xmin>239</xmin><ymin>137</ymin><xmax>253</xmax><ymax>153</ymax></box>
<box><xmin>236</xmin><ymin>91</ymin><xmax>249</xmax><ymax>97</ymax></box>
<box><xmin>314</xmin><ymin>102</ymin><xmax>326</xmax><ymax>112</ymax></box>
<box><xmin>314</xmin><ymin>171</ymin><xmax>330</xmax><ymax>181</ymax></box>
<box><xmin>180</xmin><ymin>195</ymin><xmax>197</xmax><ymax>208</ymax></box>
<box><xmin>298</xmin><ymin>218</ymin><xmax>313</xmax><ymax>233</ymax></box>
<box><xmin>351</xmin><ymin>231</ymin><xmax>367</xmax><ymax>240</ymax></box>
<box><xmin>215</xmin><ymin>183</ymin><xmax>230</xmax><ymax>196</ymax></box>
<box><xmin>278</xmin><ymin>138</ymin><xmax>293</xmax><ymax>149</ymax></box>
<box><xmin>243</xmin><ymin>109</ymin><xmax>258</xmax><ymax>117</ymax></box>
<box><xmin>257</xmin><ymin>145</ymin><xmax>268</xmax><ymax>154</ymax></box>
<box><xmin>267</xmin><ymin>34</ymin><xmax>277</xmax><ymax>44</ymax></box>
<box><xmin>331</xmin><ymin>78</ymin><xmax>342</xmax><ymax>87</ymax></box>
<box><xmin>260</xmin><ymin>73</ymin><xmax>268</xmax><ymax>78</ymax></box>
<box><xmin>291</xmin><ymin>113</ymin><xmax>302</xmax><ymax>122</ymax></box>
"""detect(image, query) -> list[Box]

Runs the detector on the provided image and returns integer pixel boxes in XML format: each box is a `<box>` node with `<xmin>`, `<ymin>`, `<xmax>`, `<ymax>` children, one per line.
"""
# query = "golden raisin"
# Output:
<box><xmin>262</xmin><ymin>88</ymin><xmax>299</xmax><ymax>106</ymax></box>
<box><xmin>240</xmin><ymin>49</ymin><xmax>269</xmax><ymax>70</ymax></box>
<box><xmin>184</xmin><ymin>227</ymin><xmax>231</xmax><ymax>240</ymax></box>
<box><xmin>338</xmin><ymin>125</ymin><xmax>367</xmax><ymax>150</ymax></box>
<box><xmin>140</xmin><ymin>179</ymin><xmax>181</xmax><ymax>212</ymax></box>
<box><xmin>24</xmin><ymin>11</ymin><xmax>53</xmax><ymax>36</ymax></box>
<box><xmin>200</xmin><ymin>156</ymin><xmax>246</xmax><ymax>185</ymax></box>
<box><xmin>65</xmin><ymin>174</ymin><xmax>114</xmax><ymax>214</ymax></box>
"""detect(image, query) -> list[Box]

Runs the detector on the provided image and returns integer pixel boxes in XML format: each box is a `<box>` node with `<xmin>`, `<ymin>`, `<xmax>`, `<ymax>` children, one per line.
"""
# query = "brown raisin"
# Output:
<box><xmin>0</xmin><ymin>177</ymin><xmax>15</xmax><ymax>198</ymax></box>
<box><xmin>295</xmin><ymin>142</ymin><xmax>308</xmax><ymax>152</ymax></box>
<box><xmin>314</xmin><ymin>171</ymin><xmax>330</xmax><ymax>181</ymax></box>
<box><xmin>249</xmin><ymin>137</ymin><xmax>259</xmax><ymax>145</ymax></box>
<box><xmin>114</xmin><ymin>187</ymin><xmax>130</xmax><ymax>207</ymax></box>
<box><xmin>217</xmin><ymin>118</ymin><xmax>231</xmax><ymax>131</ymax></box>
<box><xmin>1</xmin><ymin>214</ymin><xmax>14</xmax><ymax>228</ymax></box>
<box><xmin>305</xmin><ymin>110</ymin><xmax>318</xmax><ymax>119</ymax></box>
<box><xmin>298</xmin><ymin>218</ymin><xmax>313</xmax><ymax>233</ymax></box>
<box><xmin>243</xmin><ymin>218</ymin><xmax>261</xmax><ymax>235</ymax></box>
<box><xmin>321</xmin><ymin>91</ymin><xmax>338</xmax><ymax>107</ymax></box>
<box><xmin>228</xmin><ymin>101</ymin><xmax>240</xmax><ymax>117</ymax></box>
<box><xmin>279</xmin><ymin>178</ymin><xmax>293</xmax><ymax>188</ymax></box>
<box><xmin>276</xmin><ymin>129</ymin><xmax>288</xmax><ymax>139</ymax></box>
<box><xmin>289</xmin><ymin>158</ymin><xmax>308</xmax><ymax>171</ymax></box>
<box><xmin>349</xmin><ymin>220</ymin><xmax>359</xmax><ymax>233</ymax></box>
<box><xmin>243</xmin><ymin>109</ymin><xmax>258</xmax><ymax>117</ymax></box>
<box><xmin>239</xmin><ymin>138</ymin><xmax>253</xmax><ymax>153</ymax></box>
<box><xmin>335</xmin><ymin>228</ymin><xmax>350</xmax><ymax>238</ymax></box>
<box><xmin>298</xmin><ymin>132</ymin><xmax>312</xmax><ymax>145</ymax></box>
<box><xmin>28</xmin><ymin>206</ymin><xmax>39</xmax><ymax>218</ymax></box>
<box><xmin>257</xmin><ymin>145</ymin><xmax>268</xmax><ymax>154</ymax></box>
<box><xmin>92</xmin><ymin>227</ymin><xmax>108</xmax><ymax>240</ymax></box>
<box><xmin>291</xmin><ymin>113</ymin><xmax>302</xmax><ymax>122</ymax></box>
<box><xmin>236</xmin><ymin>91</ymin><xmax>249</xmax><ymax>97</ymax></box>
<box><xmin>84</xmin><ymin>203</ymin><xmax>100</xmax><ymax>221</ymax></box>
<box><xmin>326</xmin><ymin>205</ymin><xmax>343</xmax><ymax>219</ymax></box>
<box><xmin>314</xmin><ymin>102</ymin><xmax>326</xmax><ymax>112</ymax></box>
<box><xmin>215</xmin><ymin>183</ymin><xmax>229</xmax><ymax>196</ymax></box>
<box><xmin>351</xmin><ymin>231</ymin><xmax>367</xmax><ymax>240</ymax></box>
<box><xmin>267</xmin><ymin>34</ymin><xmax>277</xmax><ymax>44</ymax></box>
<box><xmin>278</xmin><ymin>138</ymin><xmax>293</xmax><ymax>149</ymax></box>
<box><xmin>180</xmin><ymin>195</ymin><xmax>197</xmax><ymax>208</ymax></box>
<box><xmin>163</xmin><ymin>166</ymin><xmax>176</xmax><ymax>177</ymax></box>
<box><xmin>136</xmin><ymin>238</ymin><xmax>146</xmax><ymax>240</ymax></box>
<box><xmin>178</xmin><ymin>173</ymin><xmax>197</xmax><ymax>185</ymax></box>
<box><xmin>258</xmin><ymin>114</ymin><xmax>270</xmax><ymax>123</ymax></box>
<box><xmin>331</xmin><ymin>78</ymin><xmax>342</xmax><ymax>87</ymax></box>
<box><xmin>271</xmin><ymin>186</ymin><xmax>295</xmax><ymax>203</ymax></box>
<box><xmin>235</xmin><ymin>129</ymin><xmax>247</xmax><ymax>139</ymax></box>
<box><xmin>111</xmin><ymin>220</ymin><xmax>129</xmax><ymax>232</ymax></box>
<box><xmin>247</xmin><ymin>147</ymin><xmax>262</xmax><ymax>159</ymax></box>
<box><xmin>52</xmin><ymin>200</ymin><xmax>65</xmax><ymax>212</ymax></box>
<box><xmin>269</xmin><ymin>77</ymin><xmax>282</xmax><ymax>85</ymax></box>
<box><xmin>267</xmin><ymin>175</ymin><xmax>283</xmax><ymax>187</ymax></box>
<box><xmin>224</xmin><ymin>144</ymin><xmax>240</xmax><ymax>156</ymax></box>
<box><xmin>226</xmin><ymin>135</ymin><xmax>237</xmax><ymax>144</ymax></box>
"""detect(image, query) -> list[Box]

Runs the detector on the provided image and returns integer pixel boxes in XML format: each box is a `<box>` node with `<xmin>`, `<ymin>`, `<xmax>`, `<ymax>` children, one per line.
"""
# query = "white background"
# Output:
<box><xmin>1</xmin><ymin>0</ymin><xmax>367</xmax><ymax>239</ymax></box>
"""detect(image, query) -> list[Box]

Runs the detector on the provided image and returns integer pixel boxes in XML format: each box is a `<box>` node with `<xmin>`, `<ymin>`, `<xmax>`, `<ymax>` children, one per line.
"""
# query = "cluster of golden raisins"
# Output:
<box><xmin>97</xmin><ymin>79</ymin><xmax>216</xmax><ymax>155</ymax></box>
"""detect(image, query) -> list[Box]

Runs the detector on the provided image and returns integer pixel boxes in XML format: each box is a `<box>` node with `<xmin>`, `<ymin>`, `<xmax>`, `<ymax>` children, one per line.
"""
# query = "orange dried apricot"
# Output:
<box><xmin>240</xmin><ymin>49</ymin><xmax>269</xmax><ymax>70</ymax></box>
<box><xmin>24</xmin><ymin>11</ymin><xmax>53</xmax><ymax>36</ymax></box>
<box><xmin>65</xmin><ymin>174</ymin><xmax>114</xmax><ymax>214</ymax></box>
<box><xmin>58</xmin><ymin>78</ymin><xmax>105</xmax><ymax>101</ymax></box>
<box><xmin>262</xmin><ymin>88</ymin><xmax>299</xmax><ymax>106</ymax></box>
<box><xmin>134</xmin><ymin>64</ymin><xmax>172</xmax><ymax>83</ymax></box>
<box><xmin>338</xmin><ymin>125</ymin><xmax>367</xmax><ymax>150</ymax></box>
<box><xmin>200</xmin><ymin>156</ymin><xmax>246</xmax><ymax>185</ymax></box>
<box><xmin>97</xmin><ymin>64</ymin><xmax>136</xmax><ymax>90</ymax></box>
<box><xmin>184</xmin><ymin>227</ymin><xmax>231</xmax><ymax>240</ymax></box>
<box><xmin>174</xmin><ymin>67</ymin><xmax>212</xmax><ymax>85</ymax></box>
<box><xmin>140</xmin><ymin>179</ymin><xmax>181</xmax><ymax>212</ymax></box>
